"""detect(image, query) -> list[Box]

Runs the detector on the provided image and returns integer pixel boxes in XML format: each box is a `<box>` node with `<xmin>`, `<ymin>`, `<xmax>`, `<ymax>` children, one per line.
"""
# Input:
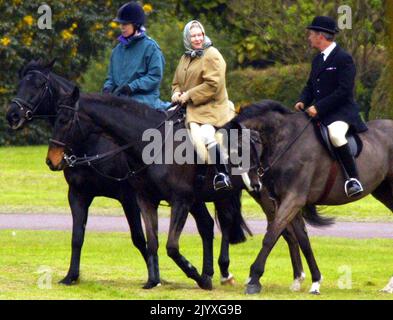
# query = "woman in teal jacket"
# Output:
<box><xmin>103</xmin><ymin>2</ymin><xmax>168</xmax><ymax>110</ymax></box>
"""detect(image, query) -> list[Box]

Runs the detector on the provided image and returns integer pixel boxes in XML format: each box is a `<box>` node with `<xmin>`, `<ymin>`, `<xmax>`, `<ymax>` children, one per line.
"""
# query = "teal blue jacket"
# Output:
<box><xmin>103</xmin><ymin>33</ymin><xmax>167</xmax><ymax>109</ymax></box>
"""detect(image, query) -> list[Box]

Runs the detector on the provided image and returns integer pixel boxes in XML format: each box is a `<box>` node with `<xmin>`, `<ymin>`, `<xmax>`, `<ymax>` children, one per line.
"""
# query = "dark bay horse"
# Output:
<box><xmin>46</xmin><ymin>87</ymin><xmax>333</xmax><ymax>292</ymax></box>
<box><xmin>227</xmin><ymin>99</ymin><xmax>393</xmax><ymax>294</ymax></box>
<box><xmin>6</xmin><ymin>59</ymin><xmax>226</xmax><ymax>289</ymax></box>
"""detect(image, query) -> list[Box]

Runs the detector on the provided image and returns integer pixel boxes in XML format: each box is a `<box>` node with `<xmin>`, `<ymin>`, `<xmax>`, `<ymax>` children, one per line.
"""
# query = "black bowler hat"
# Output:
<box><xmin>307</xmin><ymin>16</ymin><xmax>339</xmax><ymax>34</ymax></box>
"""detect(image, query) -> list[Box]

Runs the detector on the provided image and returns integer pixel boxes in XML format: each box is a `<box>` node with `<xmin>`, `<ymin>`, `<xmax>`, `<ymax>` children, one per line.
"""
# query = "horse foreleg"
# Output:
<box><xmin>136</xmin><ymin>195</ymin><xmax>160</xmax><ymax>289</ymax></box>
<box><xmin>167</xmin><ymin>200</ymin><xmax>212</xmax><ymax>290</ymax></box>
<box><xmin>246</xmin><ymin>196</ymin><xmax>304</xmax><ymax>294</ymax></box>
<box><xmin>189</xmin><ymin>202</ymin><xmax>215</xmax><ymax>281</ymax></box>
<box><xmin>60</xmin><ymin>187</ymin><xmax>93</xmax><ymax>285</ymax></box>
<box><xmin>250</xmin><ymin>189</ymin><xmax>305</xmax><ymax>290</ymax></box>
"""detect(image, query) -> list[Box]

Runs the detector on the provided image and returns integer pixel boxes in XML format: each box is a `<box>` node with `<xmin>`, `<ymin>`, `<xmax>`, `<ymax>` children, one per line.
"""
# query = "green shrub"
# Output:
<box><xmin>227</xmin><ymin>62</ymin><xmax>382</xmax><ymax>117</ymax></box>
<box><xmin>227</xmin><ymin>64</ymin><xmax>309</xmax><ymax>110</ymax></box>
<box><xmin>369</xmin><ymin>63</ymin><xmax>393</xmax><ymax>120</ymax></box>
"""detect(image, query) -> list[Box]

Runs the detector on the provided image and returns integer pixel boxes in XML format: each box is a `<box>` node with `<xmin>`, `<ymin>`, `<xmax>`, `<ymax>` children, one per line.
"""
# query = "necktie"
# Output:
<box><xmin>317</xmin><ymin>53</ymin><xmax>325</xmax><ymax>69</ymax></box>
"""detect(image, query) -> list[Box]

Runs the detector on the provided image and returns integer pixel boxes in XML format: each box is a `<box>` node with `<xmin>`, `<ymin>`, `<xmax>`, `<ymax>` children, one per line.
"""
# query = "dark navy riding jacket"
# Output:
<box><xmin>298</xmin><ymin>45</ymin><xmax>367</xmax><ymax>133</ymax></box>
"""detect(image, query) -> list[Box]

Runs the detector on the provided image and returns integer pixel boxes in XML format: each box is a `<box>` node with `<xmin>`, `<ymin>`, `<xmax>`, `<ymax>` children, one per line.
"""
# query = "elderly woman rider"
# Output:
<box><xmin>171</xmin><ymin>20</ymin><xmax>234</xmax><ymax>191</ymax></box>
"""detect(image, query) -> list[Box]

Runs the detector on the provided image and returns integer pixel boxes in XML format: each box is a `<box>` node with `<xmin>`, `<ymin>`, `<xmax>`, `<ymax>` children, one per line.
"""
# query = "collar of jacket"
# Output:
<box><xmin>315</xmin><ymin>45</ymin><xmax>340</xmax><ymax>76</ymax></box>
<box><xmin>118</xmin><ymin>32</ymin><xmax>146</xmax><ymax>47</ymax></box>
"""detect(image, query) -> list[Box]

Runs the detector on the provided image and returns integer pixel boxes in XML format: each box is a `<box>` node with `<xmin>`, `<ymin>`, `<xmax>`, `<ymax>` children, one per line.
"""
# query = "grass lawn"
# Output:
<box><xmin>1</xmin><ymin>145</ymin><xmax>393</xmax><ymax>221</ymax></box>
<box><xmin>0</xmin><ymin>230</ymin><xmax>392</xmax><ymax>300</ymax></box>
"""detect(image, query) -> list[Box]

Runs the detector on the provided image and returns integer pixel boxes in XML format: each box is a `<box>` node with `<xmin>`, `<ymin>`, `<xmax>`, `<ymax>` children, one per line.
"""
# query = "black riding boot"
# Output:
<box><xmin>335</xmin><ymin>143</ymin><xmax>363</xmax><ymax>197</ymax></box>
<box><xmin>208</xmin><ymin>143</ymin><xmax>232</xmax><ymax>191</ymax></box>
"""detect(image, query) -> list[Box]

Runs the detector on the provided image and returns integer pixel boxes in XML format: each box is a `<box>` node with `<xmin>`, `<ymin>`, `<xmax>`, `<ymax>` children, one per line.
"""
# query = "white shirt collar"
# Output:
<box><xmin>321</xmin><ymin>42</ymin><xmax>337</xmax><ymax>61</ymax></box>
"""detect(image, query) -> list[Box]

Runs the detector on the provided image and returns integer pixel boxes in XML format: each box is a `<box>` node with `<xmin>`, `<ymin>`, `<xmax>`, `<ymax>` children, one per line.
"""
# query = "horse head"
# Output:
<box><xmin>46</xmin><ymin>87</ymin><xmax>81</xmax><ymax>171</ymax></box>
<box><xmin>6</xmin><ymin>58</ymin><xmax>75</xmax><ymax>130</ymax></box>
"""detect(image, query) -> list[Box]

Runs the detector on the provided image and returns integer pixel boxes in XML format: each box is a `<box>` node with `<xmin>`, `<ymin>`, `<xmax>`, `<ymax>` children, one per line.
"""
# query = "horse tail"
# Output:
<box><xmin>215</xmin><ymin>192</ymin><xmax>253</xmax><ymax>244</ymax></box>
<box><xmin>301</xmin><ymin>204</ymin><xmax>335</xmax><ymax>227</ymax></box>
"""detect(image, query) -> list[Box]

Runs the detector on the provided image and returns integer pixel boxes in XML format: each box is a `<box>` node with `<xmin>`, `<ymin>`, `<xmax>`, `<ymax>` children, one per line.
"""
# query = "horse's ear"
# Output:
<box><xmin>18</xmin><ymin>64</ymin><xmax>25</xmax><ymax>79</ymax></box>
<box><xmin>71</xmin><ymin>86</ymin><xmax>80</xmax><ymax>102</ymax></box>
<box><xmin>46</xmin><ymin>58</ymin><xmax>56</xmax><ymax>70</ymax></box>
<box><xmin>18</xmin><ymin>59</ymin><xmax>34</xmax><ymax>78</ymax></box>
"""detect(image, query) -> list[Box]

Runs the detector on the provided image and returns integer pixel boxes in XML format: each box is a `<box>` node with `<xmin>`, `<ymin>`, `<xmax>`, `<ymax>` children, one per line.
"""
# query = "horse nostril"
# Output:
<box><xmin>11</xmin><ymin>112</ymin><xmax>20</xmax><ymax>121</ymax></box>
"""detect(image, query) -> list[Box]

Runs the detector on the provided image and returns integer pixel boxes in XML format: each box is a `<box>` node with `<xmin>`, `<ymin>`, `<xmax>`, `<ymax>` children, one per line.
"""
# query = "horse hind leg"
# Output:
<box><xmin>371</xmin><ymin>180</ymin><xmax>393</xmax><ymax>293</ymax></box>
<box><xmin>189</xmin><ymin>202</ymin><xmax>215</xmax><ymax>286</ymax></box>
<box><xmin>136</xmin><ymin>195</ymin><xmax>161</xmax><ymax>289</ymax></box>
<box><xmin>281</xmin><ymin>225</ymin><xmax>306</xmax><ymax>292</ymax></box>
<box><xmin>214</xmin><ymin>194</ymin><xmax>245</xmax><ymax>286</ymax></box>
<box><xmin>290</xmin><ymin>214</ymin><xmax>323</xmax><ymax>294</ymax></box>
<box><xmin>166</xmin><ymin>200</ymin><xmax>211</xmax><ymax>290</ymax></box>
<box><xmin>371</xmin><ymin>179</ymin><xmax>393</xmax><ymax>211</ymax></box>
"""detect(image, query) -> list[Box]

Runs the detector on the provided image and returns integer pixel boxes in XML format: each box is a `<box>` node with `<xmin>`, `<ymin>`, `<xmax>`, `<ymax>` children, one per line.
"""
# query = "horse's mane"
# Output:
<box><xmin>234</xmin><ymin>99</ymin><xmax>294</xmax><ymax>123</ymax></box>
<box><xmin>81</xmin><ymin>93</ymin><xmax>164</xmax><ymax>120</ymax></box>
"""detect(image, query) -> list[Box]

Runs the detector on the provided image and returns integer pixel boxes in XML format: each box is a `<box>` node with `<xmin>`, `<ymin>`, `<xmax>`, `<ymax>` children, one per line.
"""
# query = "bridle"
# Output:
<box><xmin>49</xmin><ymin>100</ymin><xmax>86</xmax><ymax>160</ymax></box>
<box><xmin>49</xmin><ymin>100</ymin><xmax>185</xmax><ymax>180</ymax></box>
<box><xmin>11</xmin><ymin>70</ymin><xmax>55</xmax><ymax>121</ymax></box>
<box><xmin>256</xmin><ymin>110</ymin><xmax>314</xmax><ymax>178</ymax></box>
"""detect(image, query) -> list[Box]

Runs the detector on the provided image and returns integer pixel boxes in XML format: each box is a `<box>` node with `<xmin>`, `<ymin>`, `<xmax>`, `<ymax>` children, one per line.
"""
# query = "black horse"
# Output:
<box><xmin>45</xmin><ymin>86</ymin><xmax>333</xmax><ymax>292</ymax></box>
<box><xmin>6</xmin><ymin>59</ymin><xmax>231</xmax><ymax>289</ymax></box>
<box><xmin>228</xmin><ymin>100</ymin><xmax>393</xmax><ymax>294</ymax></box>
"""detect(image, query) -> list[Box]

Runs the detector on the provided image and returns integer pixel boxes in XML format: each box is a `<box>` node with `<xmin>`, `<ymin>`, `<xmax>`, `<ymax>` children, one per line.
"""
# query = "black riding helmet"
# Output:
<box><xmin>113</xmin><ymin>2</ymin><xmax>145</xmax><ymax>27</ymax></box>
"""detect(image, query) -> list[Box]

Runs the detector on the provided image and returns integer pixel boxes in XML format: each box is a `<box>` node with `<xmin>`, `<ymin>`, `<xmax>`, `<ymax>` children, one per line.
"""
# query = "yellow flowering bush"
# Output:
<box><xmin>0</xmin><ymin>37</ymin><xmax>11</xmax><ymax>46</ymax></box>
<box><xmin>143</xmin><ymin>3</ymin><xmax>153</xmax><ymax>14</ymax></box>
<box><xmin>109</xmin><ymin>21</ymin><xmax>118</xmax><ymax>28</ymax></box>
<box><xmin>61</xmin><ymin>30</ymin><xmax>73</xmax><ymax>41</ymax></box>
<box><xmin>23</xmin><ymin>15</ymin><xmax>34</xmax><ymax>26</ymax></box>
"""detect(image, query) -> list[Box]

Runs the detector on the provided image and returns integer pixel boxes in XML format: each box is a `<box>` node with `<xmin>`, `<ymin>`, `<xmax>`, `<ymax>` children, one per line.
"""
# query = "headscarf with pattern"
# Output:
<box><xmin>183</xmin><ymin>20</ymin><xmax>212</xmax><ymax>58</ymax></box>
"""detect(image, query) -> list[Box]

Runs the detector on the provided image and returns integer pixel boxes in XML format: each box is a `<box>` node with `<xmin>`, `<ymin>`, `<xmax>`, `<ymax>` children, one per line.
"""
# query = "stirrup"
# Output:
<box><xmin>344</xmin><ymin>178</ymin><xmax>363</xmax><ymax>197</ymax></box>
<box><xmin>213</xmin><ymin>172</ymin><xmax>232</xmax><ymax>191</ymax></box>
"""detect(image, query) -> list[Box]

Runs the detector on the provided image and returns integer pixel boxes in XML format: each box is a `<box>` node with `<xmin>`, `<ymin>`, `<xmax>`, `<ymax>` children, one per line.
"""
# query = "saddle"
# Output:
<box><xmin>193</xmin><ymin>127</ymin><xmax>263</xmax><ymax>193</ymax></box>
<box><xmin>314</xmin><ymin>122</ymin><xmax>363</xmax><ymax>159</ymax></box>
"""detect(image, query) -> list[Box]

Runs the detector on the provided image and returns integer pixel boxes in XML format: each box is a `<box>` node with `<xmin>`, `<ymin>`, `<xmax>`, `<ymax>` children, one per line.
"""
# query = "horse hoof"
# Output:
<box><xmin>198</xmin><ymin>275</ymin><xmax>213</xmax><ymax>290</ymax></box>
<box><xmin>380</xmin><ymin>277</ymin><xmax>393</xmax><ymax>293</ymax></box>
<box><xmin>59</xmin><ymin>275</ymin><xmax>79</xmax><ymax>285</ymax></box>
<box><xmin>245</xmin><ymin>283</ymin><xmax>262</xmax><ymax>295</ymax></box>
<box><xmin>290</xmin><ymin>272</ymin><xmax>306</xmax><ymax>292</ymax></box>
<box><xmin>142</xmin><ymin>281</ymin><xmax>161</xmax><ymax>289</ymax></box>
<box><xmin>221</xmin><ymin>274</ymin><xmax>235</xmax><ymax>286</ymax></box>
<box><xmin>309</xmin><ymin>276</ymin><xmax>322</xmax><ymax>295</ymax></box>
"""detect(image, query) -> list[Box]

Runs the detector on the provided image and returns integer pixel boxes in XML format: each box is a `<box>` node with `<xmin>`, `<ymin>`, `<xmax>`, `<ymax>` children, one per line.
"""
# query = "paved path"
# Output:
<box><xmin>1</xmin><ymin>214</ymin><xmax>393</xmax><ymax>238</ymax></box>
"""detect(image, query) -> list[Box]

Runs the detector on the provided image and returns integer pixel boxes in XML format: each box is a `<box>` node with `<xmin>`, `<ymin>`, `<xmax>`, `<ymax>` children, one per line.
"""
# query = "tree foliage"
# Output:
<box><xmin>0</xmin><ymin>0</ymin><xmax>390</xmax><ymax>145</ymax></box>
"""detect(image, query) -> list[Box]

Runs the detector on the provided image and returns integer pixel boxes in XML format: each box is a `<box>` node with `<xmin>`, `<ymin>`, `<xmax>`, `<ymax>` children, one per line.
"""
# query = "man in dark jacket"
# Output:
<box><xmin>294</xmin><ymin>16</ymin><xmax>368</xmax><ymax>197</ymax></box>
